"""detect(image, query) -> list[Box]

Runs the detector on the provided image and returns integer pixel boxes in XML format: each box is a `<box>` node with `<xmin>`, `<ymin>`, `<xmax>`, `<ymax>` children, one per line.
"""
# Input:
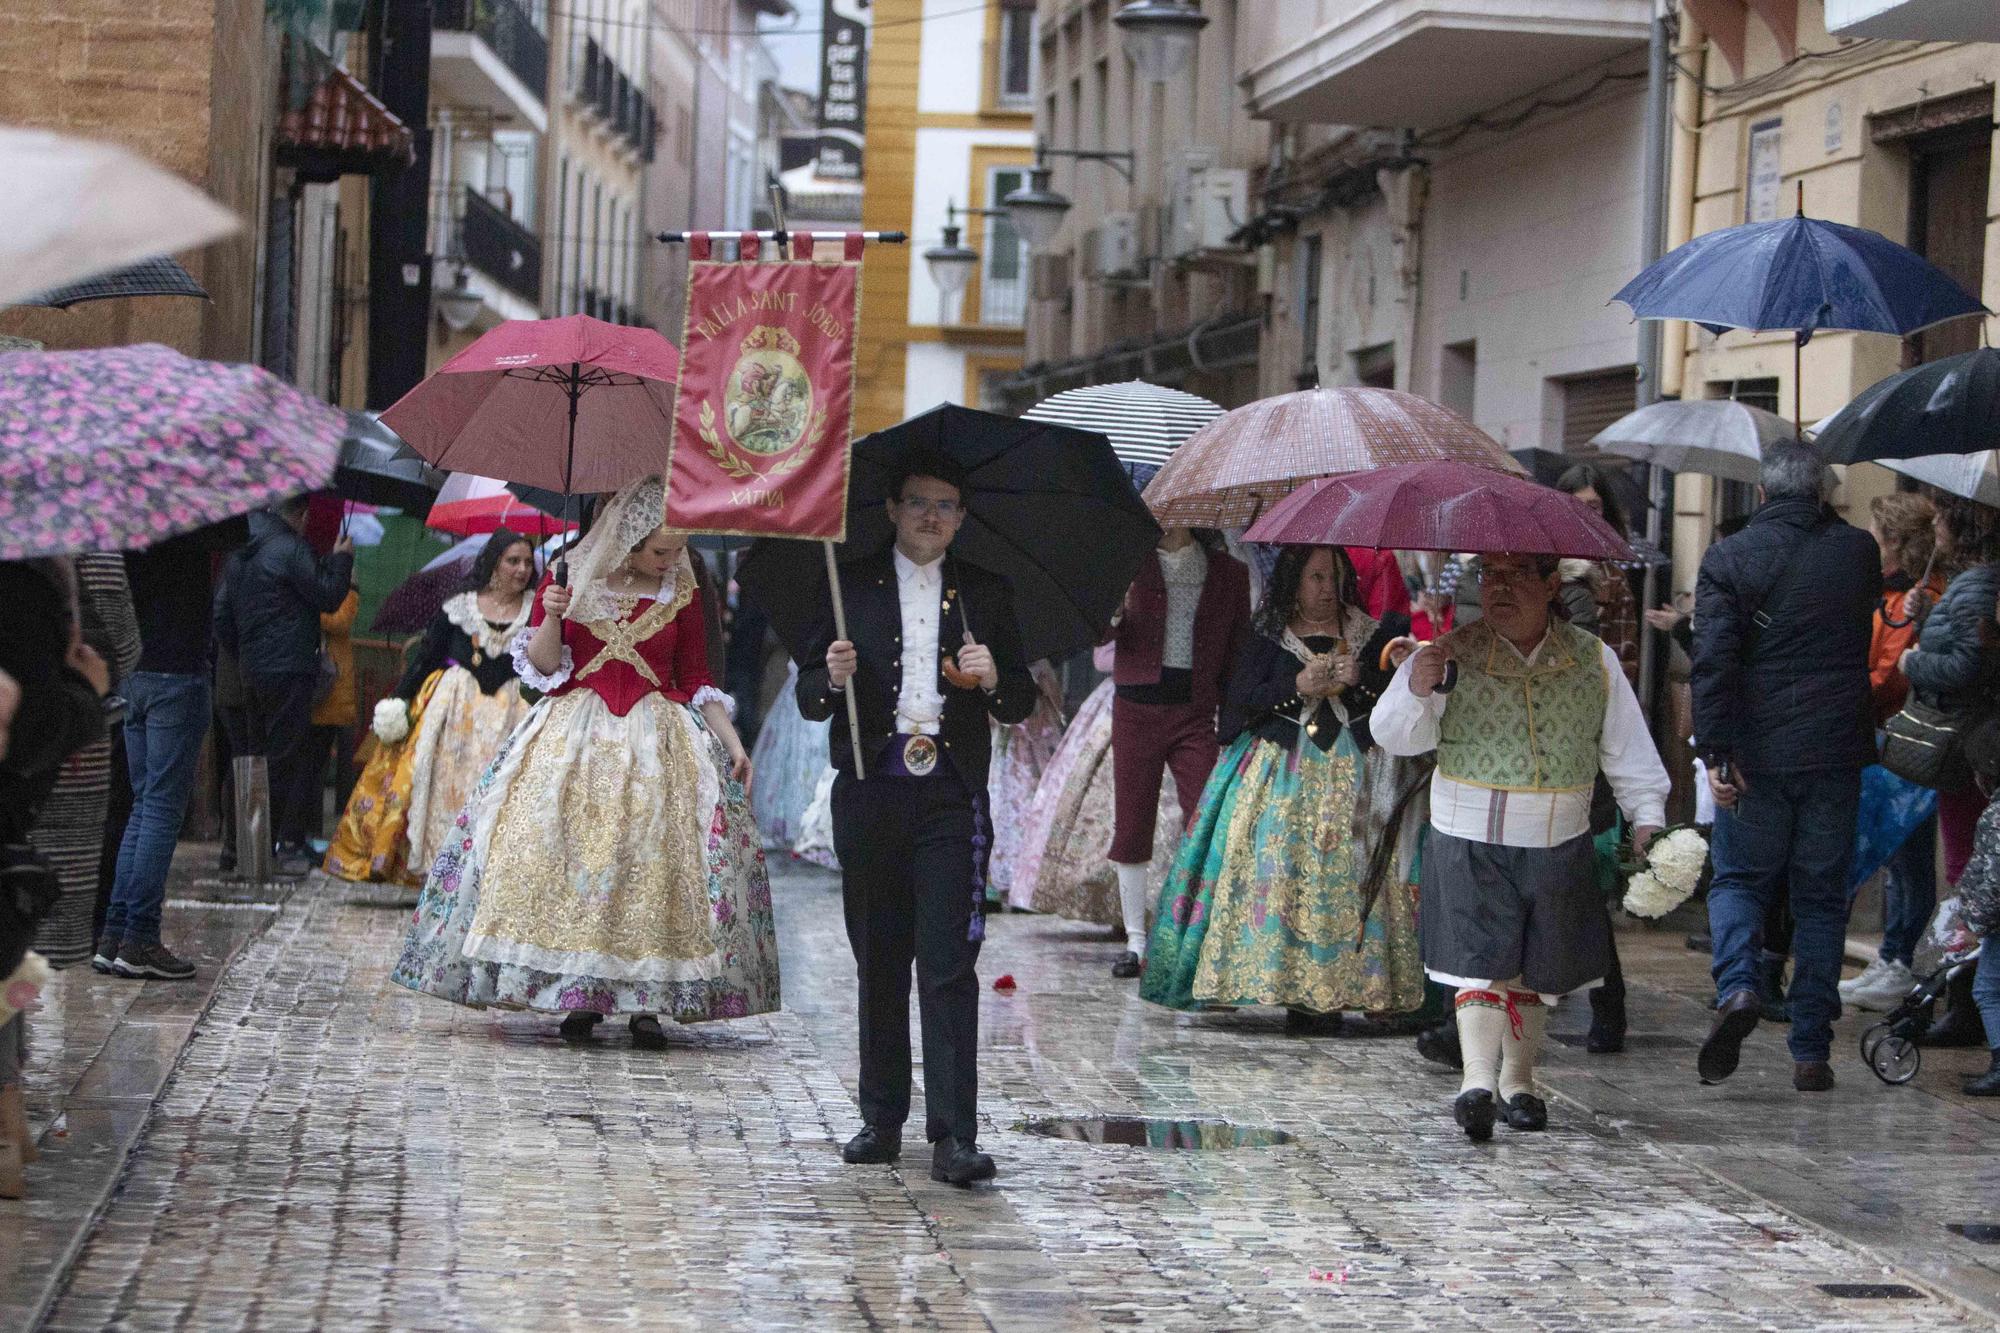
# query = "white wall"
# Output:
<box><xmin>904</xmin><ymin>341</ymin><xmax>969</xmax><ymax>418</ymax></box>
<box><xmin>917</xmin><ymin>0</ymin><xmax>991</xmax><ymax>115</ymax></box>
<box><xmin>906</xmin><ymin>124</ymin><xmax>1037</xmax><ymax>326</ymax></box>
<box><xmin>1413</xmin><ymin>83</ymin><xmax>1646</xmax><ymax>450</ymax></box>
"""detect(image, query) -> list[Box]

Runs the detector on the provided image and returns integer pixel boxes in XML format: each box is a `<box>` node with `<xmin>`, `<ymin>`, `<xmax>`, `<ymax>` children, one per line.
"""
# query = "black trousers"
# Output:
<box><xmin>244</xmin><ymin>673</ymin><xmax>319</xmax><ymax>850</ymax></box>
<box><xmin>832</xmin><ymin>768</ymin><xmax>982</xmax><ymax>1145</ymax></box>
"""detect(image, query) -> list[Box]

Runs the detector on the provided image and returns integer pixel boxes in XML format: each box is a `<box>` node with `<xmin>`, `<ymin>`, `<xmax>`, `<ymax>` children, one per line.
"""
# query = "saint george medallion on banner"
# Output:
<box><xmin>666</xmin><ymin>237</ymin><xmax>858</xmax><ymax>539</ymax></box>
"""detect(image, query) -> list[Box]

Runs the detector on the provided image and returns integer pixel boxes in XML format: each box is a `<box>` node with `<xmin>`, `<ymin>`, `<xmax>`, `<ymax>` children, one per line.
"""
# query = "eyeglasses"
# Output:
<box><xmin>897</xmin><ymin>496</ymin><xmax>964</xmax><ymax>519</ymax></box>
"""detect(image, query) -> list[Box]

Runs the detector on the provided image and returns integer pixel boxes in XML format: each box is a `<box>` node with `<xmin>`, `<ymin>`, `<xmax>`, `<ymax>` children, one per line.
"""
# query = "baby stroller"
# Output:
<box><xmin>1859</xmin><ymin>947</ymin><xmax>1983</xmax><ymax>1085</ymax></box>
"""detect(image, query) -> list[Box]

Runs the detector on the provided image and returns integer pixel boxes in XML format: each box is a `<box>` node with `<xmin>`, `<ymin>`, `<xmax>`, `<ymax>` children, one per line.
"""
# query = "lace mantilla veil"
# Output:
<box><xmin>562</xmin><ymin>474</ymin><xmax>695</xmax><ymax>624</ymax></box>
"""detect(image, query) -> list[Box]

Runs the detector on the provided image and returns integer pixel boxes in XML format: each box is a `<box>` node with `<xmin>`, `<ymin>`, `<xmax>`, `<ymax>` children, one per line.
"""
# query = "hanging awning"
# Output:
<box><xmin>276</xmin><ymin>62</ymin><xmax>415</xmax><ymax>183</ymax></box>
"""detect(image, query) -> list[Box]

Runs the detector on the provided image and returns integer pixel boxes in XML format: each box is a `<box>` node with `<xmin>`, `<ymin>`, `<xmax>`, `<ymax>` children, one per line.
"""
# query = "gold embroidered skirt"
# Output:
<box><xmin>324</xmin><ymin>671</ymin><xmax>445</xmax><ymax>885</ymax></box>
<box><xmin>403</xmin><ymin>667</ymin><xmax>529</xmax><ymax>874</ymax></box>
<box><xmin>460</xmin><ymin>688</ymin><xmax>723</xmax><ymax>982</ymax></box>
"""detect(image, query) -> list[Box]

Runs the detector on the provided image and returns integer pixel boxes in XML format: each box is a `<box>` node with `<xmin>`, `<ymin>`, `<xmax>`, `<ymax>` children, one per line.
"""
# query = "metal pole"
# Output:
<box><xmin>655</xmin><ymin>229</ymin><xmax>909</xmax><ymax>244</ymax></box>
<box><xmin>1635</xmin><ymin>5</ymin><xmax>1673</xmax><ymax>715</ymax></box>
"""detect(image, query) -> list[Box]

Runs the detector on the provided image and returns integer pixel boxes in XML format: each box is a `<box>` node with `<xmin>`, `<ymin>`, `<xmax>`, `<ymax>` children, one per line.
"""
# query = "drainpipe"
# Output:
<box><xmin>1635</xmin><ymin>2</ymin><xmax>1673</xmax><ymax>714</ymax></box>
<box><xmin>1380</xmin><ymin>143</ymin><xmax>1427</xmax><ymax>394</ymax></box>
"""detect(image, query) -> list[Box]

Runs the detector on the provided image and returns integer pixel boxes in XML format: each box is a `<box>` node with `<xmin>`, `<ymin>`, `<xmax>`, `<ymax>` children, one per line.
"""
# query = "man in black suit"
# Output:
<box><xmin>798</xmin><ymin>449</ymin><xmax>1033</xmax><ymax>1185</ymax></box>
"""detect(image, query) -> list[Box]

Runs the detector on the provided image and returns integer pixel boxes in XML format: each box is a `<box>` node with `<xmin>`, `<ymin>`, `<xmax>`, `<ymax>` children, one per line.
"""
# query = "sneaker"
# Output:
<box><xmin>1845</xmin><ymin>959</ymin><xmax>1916</xmax><ymax>1012</ymax></box>
<box><xmin>1839</xmin><ymin>957</ymin><xmax>1896</xmax><ymax>1000</ymax></box>
<box><xmin>90</xmin><ymin>934</ymin><xmax>118</xmax><ymax>974</ymax></box>
<box><xmin>111</xmin><ymin>939</ymin><xmax>197</xmax><ymax>981</ymax></box>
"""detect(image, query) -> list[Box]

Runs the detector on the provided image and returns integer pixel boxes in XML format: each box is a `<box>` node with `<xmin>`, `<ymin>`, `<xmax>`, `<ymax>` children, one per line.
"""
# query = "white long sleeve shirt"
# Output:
<box><xmin>893</xmin><ymin>547</ymin><xmax>947</xmax><ymax>736</ymax></box>
<box><xmin>1370</xmin><ymin>632</ymin><xmax>1670</xmax><ymax>848</ymax></box>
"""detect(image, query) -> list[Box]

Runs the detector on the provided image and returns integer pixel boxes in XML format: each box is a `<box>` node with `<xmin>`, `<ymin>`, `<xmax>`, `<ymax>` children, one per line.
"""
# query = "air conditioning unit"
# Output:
<box><xmin>1094</xmin><ymin>211</ymin><xmax>1143</xmax><ymax>281</ymax></box>
<box><xmin>1167</xmin><ymin>163</ymin><xmax>1251</xmax><ymax>261</ymax></box>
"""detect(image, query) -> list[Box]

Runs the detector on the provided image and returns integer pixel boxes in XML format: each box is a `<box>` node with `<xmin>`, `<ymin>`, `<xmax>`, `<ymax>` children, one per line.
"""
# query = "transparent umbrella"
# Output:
<box><xmin>1590</xmin><ymin>399</ymin><xmax>1797</xmax><ymax>486</ymax></box>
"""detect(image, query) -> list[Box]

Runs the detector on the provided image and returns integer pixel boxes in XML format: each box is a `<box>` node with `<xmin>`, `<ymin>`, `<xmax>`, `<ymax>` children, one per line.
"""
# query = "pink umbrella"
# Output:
<box><xmin>379</xmin><ymin>315</ymin><xmax>680</xmax><ymax>498</ymax></box>
<box><xmin>1243</xmin><ymin>461</ymin><xmax>1633</xmax><ymax>561</ymax></box>
<box><xmin>426</xmin><ymin>473</ymin><xmax>576</xmax><ymax>537</ymax></box>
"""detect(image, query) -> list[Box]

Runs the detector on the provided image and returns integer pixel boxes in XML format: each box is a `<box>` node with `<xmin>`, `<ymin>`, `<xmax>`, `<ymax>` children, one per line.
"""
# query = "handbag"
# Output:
<box><xmin>1882</xmin><ymin>694</ymin><xmax>1979</xmax><ymax>791</ymax></box>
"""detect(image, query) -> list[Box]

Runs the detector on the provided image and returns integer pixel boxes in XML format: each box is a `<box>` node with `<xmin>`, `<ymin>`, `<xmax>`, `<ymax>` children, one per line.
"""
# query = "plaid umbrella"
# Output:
<box><xmin>1021</xmin><ymin>381</ymin><xmax>1222</xmax><ymax>480</ymax></box>
<box><xmin>1141</xmin><ymin>386</ymin><xmax>1522</xmax><ymax>528</ymax></box>
<box><xmin>16</xmin><ymin>256</ymin><xmax>209</xmax><ymax>309</ymax></box>
<box><xmin>0</xmin><ymin>342</ymin><xmax>342</xmax><ymax>560</ymax></box>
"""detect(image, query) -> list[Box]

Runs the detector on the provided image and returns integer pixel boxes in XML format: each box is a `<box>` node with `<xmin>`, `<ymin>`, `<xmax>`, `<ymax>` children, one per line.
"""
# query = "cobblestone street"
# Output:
<box><xmin>8</xmin><ymin>855</ymin><xmax>1998</xmax><ymax>1330</ymax></box>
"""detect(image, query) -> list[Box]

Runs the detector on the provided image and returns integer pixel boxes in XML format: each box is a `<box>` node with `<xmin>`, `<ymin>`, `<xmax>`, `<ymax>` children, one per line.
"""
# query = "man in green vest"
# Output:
<box><xmin>1373</xmin><ymin>552</ymin><xmax>1668</xmax><ymax>1141</ymax></box>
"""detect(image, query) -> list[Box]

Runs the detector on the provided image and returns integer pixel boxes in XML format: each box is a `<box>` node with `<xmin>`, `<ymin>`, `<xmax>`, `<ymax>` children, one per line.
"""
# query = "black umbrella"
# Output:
<box><xmin>738</xmin><ymin>403</ymin><xmax>1160</xmax><ymax>667</ymax></box>
<box><xmin>16</xmin><ymin>255</ymin><xmax>209</xmax><ymax>309</ymax></box>
<box><xmin>334</xmin><ymin>412</ymin><xmax>447</xmax><ymax>515</ymax></box>
<box><xmin>1814</xmin><ymin>347</ymin><xmax>2000</xmax><ymax>464</ymax></box>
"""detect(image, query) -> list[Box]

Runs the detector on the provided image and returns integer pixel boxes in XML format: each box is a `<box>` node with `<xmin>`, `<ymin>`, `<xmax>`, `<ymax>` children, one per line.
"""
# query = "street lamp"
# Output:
<box><xmin>1001</xmin><ymin>143</ymin><xmax>1137</xmax><ymax>252</ymax></box>
<box><xmin>1113</xmin><ymin>0</ymin><xmax>1209</xmax><ymax>85</ymax></box>
<box><xmin>923</xmin><ymin>222</ymin><xmax>979</xmax><ymax>302</ymax></box>
<box><xmin>436</xmin><ymin>267</ymin><xmax>483</xmax><ymax>332</ymax></box>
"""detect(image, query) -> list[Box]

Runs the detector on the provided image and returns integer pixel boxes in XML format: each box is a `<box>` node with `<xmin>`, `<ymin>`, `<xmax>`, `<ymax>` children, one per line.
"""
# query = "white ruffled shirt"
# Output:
<box><xmin>893</xmin><ymin>547</ymin><xmax>947</xmax><ymax>736</ymax></box>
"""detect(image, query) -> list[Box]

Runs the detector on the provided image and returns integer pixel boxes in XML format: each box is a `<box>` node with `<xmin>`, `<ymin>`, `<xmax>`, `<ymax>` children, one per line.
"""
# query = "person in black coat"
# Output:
<box><xmin>214</xmin><ymin>496</ymin><xmax>355</xmax><ymax>875</ymax></box>
<box><xmin>797</xmin><ymin>449</ymin><xmax>1033</xmax><ymax>1187</ymax></box>
<box><xmin>1691</xmin><ymin>442</ymin><xmax>1882</xmax><ymax>1093</ymax></box>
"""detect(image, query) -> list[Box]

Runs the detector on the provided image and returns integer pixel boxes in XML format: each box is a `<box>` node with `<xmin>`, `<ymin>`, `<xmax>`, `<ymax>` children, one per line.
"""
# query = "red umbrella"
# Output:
<box><xmin>1243</xmin><ymin>461</ymin><xmax>1633</xmax><ymax>561</ymax></box>
<box><xmin>425</xmin><ymin>473</ymin><xmax>575</xmax><ymax>537</ymax></box>
<box><xmin>379</xmin><ymin>314</ymin><xmax>679</xmax><ymax>498</ymax></box>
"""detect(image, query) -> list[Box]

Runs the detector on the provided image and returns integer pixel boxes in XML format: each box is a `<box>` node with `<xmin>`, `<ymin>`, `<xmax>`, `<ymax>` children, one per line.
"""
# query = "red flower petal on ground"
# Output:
<box><xmin>992</xmin><ymin>974</ymin><xmax>1016</xmax><ymax>991</ymax></box>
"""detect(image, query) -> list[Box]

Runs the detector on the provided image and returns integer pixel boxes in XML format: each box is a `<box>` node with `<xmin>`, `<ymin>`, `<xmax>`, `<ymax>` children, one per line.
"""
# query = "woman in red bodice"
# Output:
<box><xmin>391</xmin><ymin>475</ymin><xmax>780</xmax><ymax>1047</ymax></box>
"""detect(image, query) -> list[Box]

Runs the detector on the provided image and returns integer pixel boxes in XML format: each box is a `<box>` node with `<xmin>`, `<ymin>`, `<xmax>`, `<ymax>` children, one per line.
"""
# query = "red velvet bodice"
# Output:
<box><xmin>530</xmin><ymin>573</ymin><xmax>716</xmax><ymax>717</ymax></box>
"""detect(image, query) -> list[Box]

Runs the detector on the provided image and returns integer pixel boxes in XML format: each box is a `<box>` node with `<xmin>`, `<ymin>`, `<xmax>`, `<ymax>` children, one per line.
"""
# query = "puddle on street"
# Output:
<box><xmin>1013</xmin><ymin>1116</ymin><xmax>1294</xmax><ymax>1150</ymax></box>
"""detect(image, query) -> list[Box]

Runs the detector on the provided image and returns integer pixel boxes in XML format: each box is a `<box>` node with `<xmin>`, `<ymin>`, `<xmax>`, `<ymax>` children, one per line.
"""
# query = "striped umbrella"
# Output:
<box><xmin>16</xmin><ymin>256</ymin><xmax>209</xmax><ymax>309</ymax></box>
<box><xmin>1022</xmin><ymin>381</ymin><xmax>1223</xmax><ymax>480</ymax></box>
<box><xmin>1141</xmin><ymin>386</ymin><xmax>1522</xmax><ymax>528</ymax></box>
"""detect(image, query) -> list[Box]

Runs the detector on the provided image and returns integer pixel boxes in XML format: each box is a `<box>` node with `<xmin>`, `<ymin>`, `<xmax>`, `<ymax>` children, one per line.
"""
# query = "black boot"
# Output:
<box><xmin>1587</xmin><ymin>990</ymin><xmax>1626</xmax><ymax>1054</ymax></box>
<box><xmin>1922</xmin><ymin>964</ymin><xmax>1988</xmax><ymax>1048</ymax></box>
<box><xmin>1963</xmin><ymin>1049</ymin><xmax>2000</xmax><ymax>1097</ymax></box>
<box><xmin>1755</xmin><ymin>954</ymin><xmax>1792</xmax><ymax>1024</ymax></box>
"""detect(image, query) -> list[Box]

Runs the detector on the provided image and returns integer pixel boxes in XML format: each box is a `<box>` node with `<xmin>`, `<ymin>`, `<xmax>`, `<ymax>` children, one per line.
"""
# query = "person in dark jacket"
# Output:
<box><xmin>214</xmin><ymin>497</ymin><xmax>354</xmax><ymax>876</ymax></box>
<box><xmin>1691</xmin><ymin>442</ymin><xmax>1882</xmax><ymax>1093</ymax></box>
<box><xmin>1897</xmin><ymin>494</ymin><xmax>2000</xmax><ymax>1047</ymax></box>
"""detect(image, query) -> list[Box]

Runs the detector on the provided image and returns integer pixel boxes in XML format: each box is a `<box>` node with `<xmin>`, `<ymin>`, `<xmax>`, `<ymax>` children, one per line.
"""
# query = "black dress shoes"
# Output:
<box><xmin>1415</xmin><ymin>1021</ymin><xmax>1463</xmax><ymax>1071</ymax></box>
<box><xmin>930</xmin><ymin>1137</ymin><xmax>997</xmax><ymax>1185</ymax></box>
<box><xmin>841</xmin><ymin>1125</ymin><xmax>902</xmax><ymax>1165</ymax></box>
<box><xmin>558</xmin><ymin>1011</ymin><xmax>603</xmax><ymax>1043</ymax></box>
<box><xmin>1453</xmin><ymin>1088</ymin><xmax>1496</xmax><ymax>1142</ymax></box>
<box><xmin>1792</xmin><ymin>1060</ymin><xmax>1835</xmax><ymax>1092</ymax></box>
<box><xmin>1697</xmin><ymin>989</ymin><xmax>1761</xmax><ymax>1084</ymax></box>
<box><xmin>1502</xmin><ymin>1093</ymin><xmax>1548</xmax><ymax>1131</ymax></box>
<box><xmin>1585</xmin><ymin>993</ymin><xmax>1626</xmax><ymax>1054</ymax></box>
<box><xmin>1110</xmin><ymin>951</ymin><xmax>1142</xmax><ymax>979</ymax></box>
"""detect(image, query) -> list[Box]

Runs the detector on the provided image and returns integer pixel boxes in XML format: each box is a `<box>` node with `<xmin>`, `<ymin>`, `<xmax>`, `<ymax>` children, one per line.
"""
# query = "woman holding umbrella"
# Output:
<box><xmin>390</xmin><ymin>477</ymin><xmax>778</xmax><ymax>1045</ymax></box>
<box><xmin>324</xmin><ymin>528</ymin><xmax>537</xmax><ymax>885</ymax></box>
<box><xmin>1140</xmin><ymin>545</ymin><xmax>1422</xmax><ymax>1028</ymax></box>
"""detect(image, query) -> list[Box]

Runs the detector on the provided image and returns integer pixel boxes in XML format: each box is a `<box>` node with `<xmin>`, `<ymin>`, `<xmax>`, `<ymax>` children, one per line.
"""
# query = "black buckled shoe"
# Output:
<box><xmin>930</xmin><ymin>1136</ymin><xmax>996</xmax><ymax>1185</ymax></box>
<box><xmin>1453</xmin><ymin>1089</ymin><xmax>1496</xmax><ymax>1142</ymax></box>
<box><xmin>557</xmin><ymin>1011</ymin><xmax>603</xmax><ymax>1043</ymax></box>
<box><xmin>629</xmin><ymin>1016</ymin><xmax>669</xmax><ymax>1051</ymax></box>
<box><xmin>1110</xmin><ymin>951</ymin><xmax>1142</xmax><ymax>979</ymax></box>
<box><xmin>841</xmin><ymin>1125</ymin><xmax>902</xmax><ymax>1165</ymax></box>
<box><xmin>1502</xmin><ymin>1093</ymin><xmax>1548</xmax><ymax>1131</ymax></box>
<box><xmin>1697</xmin><ymin>989</ymin><xmax>1761</xmax><ymax>1085</ymax></box>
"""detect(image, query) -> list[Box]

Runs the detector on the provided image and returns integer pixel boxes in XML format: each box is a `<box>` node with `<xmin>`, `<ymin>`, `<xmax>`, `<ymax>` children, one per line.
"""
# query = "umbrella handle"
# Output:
<box><xmin>825</xmin><ymin>541</ymin><xmax>866</xmax><ymax>780</ymax></box>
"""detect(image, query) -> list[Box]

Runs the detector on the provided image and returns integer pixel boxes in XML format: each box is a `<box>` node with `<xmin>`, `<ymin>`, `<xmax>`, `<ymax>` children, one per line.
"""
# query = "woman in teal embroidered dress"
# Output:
<box><xmin>1141</xmin><ymin>545</ymin><xmax>1426</xmax><ymax>1025</ymax></box>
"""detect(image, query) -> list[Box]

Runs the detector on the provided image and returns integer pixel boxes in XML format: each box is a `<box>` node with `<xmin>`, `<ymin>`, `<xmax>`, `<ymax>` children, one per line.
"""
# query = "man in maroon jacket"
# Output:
<box><xmin>1106</xmin><ymin>528</ymin><xmax>1251</xmax><ymax>978</ymax></box>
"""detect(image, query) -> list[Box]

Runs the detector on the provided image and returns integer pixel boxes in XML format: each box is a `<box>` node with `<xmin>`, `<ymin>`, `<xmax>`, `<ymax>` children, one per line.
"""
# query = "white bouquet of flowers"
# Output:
<box><xmin>1621</xmin><ymin>825</ymin><xmax>1711</xmax><ymax>920</ymax></box>
<box><xmin>371</xmin><ymin>696</ymin><xmax>411</xmax><ymax>745</ymax></box>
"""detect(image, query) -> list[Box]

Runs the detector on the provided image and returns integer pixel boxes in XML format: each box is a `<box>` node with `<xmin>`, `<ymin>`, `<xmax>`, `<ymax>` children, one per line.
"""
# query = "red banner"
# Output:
<box><xmin>665</xmin><ymin>241</ymin><xmax>858</xmax><ymax>540</ymax></box>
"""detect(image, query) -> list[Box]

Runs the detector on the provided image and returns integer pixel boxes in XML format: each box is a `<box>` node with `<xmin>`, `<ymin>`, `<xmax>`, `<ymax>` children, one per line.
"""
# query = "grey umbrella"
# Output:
<box><xmin>15</xmin><ymin>255</ymin><xmax>209</xmax><ymax>309</ymax></box>
<box><xmin>1589</xmin><ymin>399</ymin><xmax>1796</xmax><ymax>485</ymax></box>
<box><xmin>1880</xmin><ymin>450</ymin><xmax>2000</xmax><ymax>506</ymax></box>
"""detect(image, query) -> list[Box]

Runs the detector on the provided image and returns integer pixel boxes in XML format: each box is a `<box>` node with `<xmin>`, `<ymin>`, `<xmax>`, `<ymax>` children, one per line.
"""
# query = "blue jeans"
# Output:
<box><xmin>1708</xmin><ymin>768</ymin><xmax>1860</xmax><ymax>1063</ymax></box>
<box><xmin>104</xmin><ymin>672</ymin><xmax>212</xmax><ymax>946</ymax></box>
<box><xmin>1880</xmin><ymin>811</ymin><xmax>1938</xmax><ymax>968</ymax></box>
<box><xmin>1973</xmin><ymin>937</ymin><xmax>2000</xmax><ymax>1053</ymax></box>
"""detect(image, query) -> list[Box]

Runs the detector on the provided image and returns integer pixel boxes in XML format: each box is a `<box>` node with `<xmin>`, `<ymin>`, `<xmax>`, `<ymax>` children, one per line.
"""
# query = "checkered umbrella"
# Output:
<box><xmin>1140</xmin><ymin>386</ymin><xmax>1523</xmax><ymax>529</ymax></box>
<box><xmin>1021</xmin><ymin>381</ymin><xmax>1222</xmax><ymax>482</ymax></box>
<box><xmin>16</xmin><ymin>256</ymin><xmax>209</xmax><ymax>310</ymax></box>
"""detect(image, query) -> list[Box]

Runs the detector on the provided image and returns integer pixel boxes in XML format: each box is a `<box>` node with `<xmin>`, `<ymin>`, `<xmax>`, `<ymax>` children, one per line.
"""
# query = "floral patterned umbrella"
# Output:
<box><xmin>0</xmin><ymin>342</ymin><xmax>343</xmax><ymax>560</ymax></box>
<box><xmin>1140</xmin><ymin>386</ymin><xmax>1523</xmax><ymax>528</ymax></box>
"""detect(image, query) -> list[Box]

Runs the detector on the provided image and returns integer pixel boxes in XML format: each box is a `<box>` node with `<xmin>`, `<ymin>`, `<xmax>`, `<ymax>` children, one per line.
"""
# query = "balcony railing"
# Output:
<box><xmin>576</xmin><ymin>35</ymin><xmax>652</xmax><ymax>158</ymax></box>
<box><xmin>461</xmin><ymin>186</ymin><xmax>542</xmax><ymax>306</ymax></box>
<box><xmin>434</xmin><ymin>0</ymin><xmax>548</xmax><ymax>105</ymax></box>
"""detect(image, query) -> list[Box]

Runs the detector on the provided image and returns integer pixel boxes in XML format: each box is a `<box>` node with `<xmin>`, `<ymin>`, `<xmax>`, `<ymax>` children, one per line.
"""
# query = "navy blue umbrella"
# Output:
<box><xmin>1613</xmin><ymin>207</ymin><xmax>1987</xmax><ymax>433</ymax></box>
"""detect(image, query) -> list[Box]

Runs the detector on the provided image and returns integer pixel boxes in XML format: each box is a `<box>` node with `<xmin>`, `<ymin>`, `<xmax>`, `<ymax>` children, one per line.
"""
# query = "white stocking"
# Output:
<box><xmin>1498</xmin><ymin>983</ymin><xmax>1547</xmax><ymax>1101</ymax></box>
<box><xmin>1455</xmin><ymin>987</ymin><xmax>1509</xmax><ymax>1095</ymax></box>
<box><xmin>1115</xmin><ymin>862</ymin><xmax>1151</xmax><ymax>959</ymax></box>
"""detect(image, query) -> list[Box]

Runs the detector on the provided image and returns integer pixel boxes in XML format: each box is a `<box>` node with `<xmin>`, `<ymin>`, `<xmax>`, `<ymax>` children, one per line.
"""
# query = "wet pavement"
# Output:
<box><xmin>8</xmin><ymin>853</ymin><xmax>1998</xmax><ymax>1330</ymax></box>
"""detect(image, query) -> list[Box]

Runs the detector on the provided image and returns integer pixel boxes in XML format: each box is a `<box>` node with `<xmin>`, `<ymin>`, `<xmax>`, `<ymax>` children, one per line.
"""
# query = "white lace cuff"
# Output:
<box><xmin>691</xmin><ymin>684</ymin><xmax>735</xmax><ymax>718</ymax></box>
<box><xmin>510</xmin><ymin>628</ymin><xmax>574</xmax><ymax>692</ymax></box>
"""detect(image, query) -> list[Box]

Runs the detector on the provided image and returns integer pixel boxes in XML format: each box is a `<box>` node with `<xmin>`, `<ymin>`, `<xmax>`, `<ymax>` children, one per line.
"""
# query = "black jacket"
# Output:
<box><xmin>796</xmin><ymin>550</ymin><xmax>1035</xmax><ymax>790</ymax></box>
<box><xmin>396</xmin><ymin>601</ymin><xmax>529</xmax><ymax>699</ymax></box>
<box><xmin>1220</xmin><ymin>614</ymin><xmax>1408</xmax><ymax>752</ymax></box>
<box><xmin>1692</xmin><ymin>497</ymin><xmax>1881</xmax><ymax>774</ymax></box>
<box><xmin>215</xmin><ymin>511</ymin><xmax>355</xmax><ymax>680</ymax></box>
<box><xmin>1902</xmin><ymin>561</ymin><xmax>2000</xmax><ymax>714</ymax></box>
